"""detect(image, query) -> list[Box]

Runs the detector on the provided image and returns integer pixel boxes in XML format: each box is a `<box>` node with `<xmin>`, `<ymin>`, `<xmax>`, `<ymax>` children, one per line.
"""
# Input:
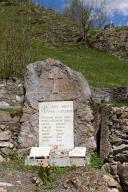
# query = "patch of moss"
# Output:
<box><xmin>107</xmin><ymin>101</ymin><xmax>128</xmax><ymax>108</ymax></box>
<box><xmin>90</xmin><ymin>153</ymin><xmax>103</xmax><ymax>169</ymax></box>
<box><xmin>0</xmin><ymin>107</ymin><xmax>23</xmax><ymax>118</ymax></box>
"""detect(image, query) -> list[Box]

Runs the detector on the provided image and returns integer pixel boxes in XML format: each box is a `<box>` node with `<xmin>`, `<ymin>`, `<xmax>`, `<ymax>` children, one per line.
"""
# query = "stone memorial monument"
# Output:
<box><xmin>19</xmin><ymin>59</ymin><xmax>95</xmax><ymax>164</ymax></box>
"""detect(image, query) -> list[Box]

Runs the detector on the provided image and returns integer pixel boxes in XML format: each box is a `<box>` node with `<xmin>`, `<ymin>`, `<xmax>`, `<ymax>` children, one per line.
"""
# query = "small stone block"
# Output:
<box><xmin>25</xmin><ymin>158</ymin><xmax>50</xmax><ymax>166</ymax></box>
<box><xmin>50</xmin><ymin>156</ymin><xmax>70</xmax><ymax>167</ymax></box>
<box><xmin>29</xmin><ymin>147</ymin><xmax>50</xmax><ymax>158</ymax></box>
<box><xmin>70</xmin><ymin>158</ymin><xmax>85</xmax><ymax>167</ymax></box>
<box><xmin>69</xmin><ymin>147</ymin><xmax>86</xmax><ymax>157</ymax></box>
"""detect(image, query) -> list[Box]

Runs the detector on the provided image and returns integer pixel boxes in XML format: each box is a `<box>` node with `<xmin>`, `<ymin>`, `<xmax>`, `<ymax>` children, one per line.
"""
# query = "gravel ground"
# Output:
<box><xmin>0</xmin><ymin>169</ymin><xmax>37</xmax><ymax>192</ymax></box>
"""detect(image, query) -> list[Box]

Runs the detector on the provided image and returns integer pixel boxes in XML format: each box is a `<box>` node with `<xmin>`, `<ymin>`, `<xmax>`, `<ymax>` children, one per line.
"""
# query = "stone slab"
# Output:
<box><xmin>26</xmin><ymin>148</ymin><xmax>86</xmax><ymax>167</ymax></box>
<box><xmin>29</xmin><ymin>147</ymin><xmax>50</xmax><ymax>158</ymax></box>
<box><xmin>25</xmin><ymin>157</ymin><xmax>85</xmax><ymax>167</ymax></box>
<box><xmin>39</xmin><ymin>101</ymin><xmax>74</xmax><ymax>150</ymax></box>
<box><xmin>69</xmin><ymin>147</ymin><xmax>86</xmax><ymax>157</ymax></box>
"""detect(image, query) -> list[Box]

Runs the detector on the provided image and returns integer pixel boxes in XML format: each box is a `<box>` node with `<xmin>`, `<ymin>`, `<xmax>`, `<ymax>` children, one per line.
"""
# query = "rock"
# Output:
<box><xmin>16</xmin><ymin>181</ymin><xmax>21</xmax><ymax>185</ymax></box>
<box><xmin>15</xmin><ymin>95</ymin><xmax>22</xmax><ymax>103</ymax></box>
<box><xmin>0</xmin><ymin>142</ymin><xmax>13</xmax><ymax>148</ymax></box>
<box><xmin>19</xmin><ymin>59</ymin><xmax>95</xmax><ymax>153</ymax></box>
<box><xmin>118</xmin><ymin>164</ymin><xmax>128</xmax><ymax>191</ymax></box>
<box><xmin>103</xmin><ymin>174</ymin><xmax>121</xmax><ymax>189</ymax></box>
<box><xmin>0</xmin><ymin>182</ymin><xmax>14</xmax><ymax>187</ymax></box>
<box><xmin>0</xmin><ymin>131</ymin><xmax>11</xmax><ymax>141</ymax></box>
<box><xmin>0</xmin><ymin>155</ymin><xmax>5</xmax><ymax>162</ymax></box>
<box><xmin>91</xmin><ymin>87</ymin><xmax>128</xmax><ymax>103</ymax></box>
<box><xmin>113</xmin><ymin>144</ymin><xmax>128</xmax><ymax>154</ymax></box>
<box><xmin>62</xmin><ymin>170</ymin><xmax>120</xmax><ymax>192</ymax></box>
<box><xmin>0</xmin><ymin>110</ymin><xmax>12</xmax><ymax>123</ymax></box>
<box><xmin>108</xmin><ymin>188</ymin><xmax>119</xmax><ymax>192</ymax></box>
<box><xmin>0</xmin><ymin>125</ymin><xmax>6</xmax><ymax>130</ymax></box>
<box><xmin>0</xmin><ymin>101</ymin><xmax>10</xmax><ymax>108</ymax></box>
<box><xmin>0</xmin><ymin>188</ymin><xmax>7</xmax><ymax>192</ymax></box>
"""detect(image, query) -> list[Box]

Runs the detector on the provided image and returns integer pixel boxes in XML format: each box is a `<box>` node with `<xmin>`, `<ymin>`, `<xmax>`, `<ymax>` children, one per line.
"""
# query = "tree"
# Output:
<box><xmin>64</xmin><ymin>0</ymin><xmax>108</xmax><ymax>42</ymax></box>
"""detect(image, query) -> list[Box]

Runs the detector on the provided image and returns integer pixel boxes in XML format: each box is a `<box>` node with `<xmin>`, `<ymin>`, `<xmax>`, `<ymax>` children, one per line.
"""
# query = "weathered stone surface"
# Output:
<box><xmin>97</xmin><ymin>105</ymin><xmax>128</xmax><ymax>191</ymax></box>
<box><xmin>56</xmin><ymin>170</ymin><xmax>122</xmax><ymax>192</ymax></box>
<box><xmin>0</xmin><ymin>125</ymin><xmax>6</xmax><ymax>130</ymax></box>
<box><xmin>0</xmin><ymin>142</ymin><xmax>13</xmax><ymax>148</ymax></box>
<box><xmin>18</xmin><ymin>59</ymin><xmax>95</xmax><ymax>153</ymax></box>
<box><xmin>0</xmin><ymin>188</ymin><xmax>7</xmax><ymax>192</ymax></box>
<box><xmin>0</xmin><ymin>131</ymin><xmax>11</xmax><ymax>141</ymax></box>
<box><xmin>108</xmin><ymin>188</ymin><xmax>120</xmax><ymax>192</ymax></box>
<box><xmin>0</xmin><ymin>155</ymin><xmax>5</xmax><ymax>162</ymax></box>
<box><xmin>99</xmin><ymin>106</ymin><xmax>128</xmax><ymax>162</ymax></box>
<box><xmin>103</xmin><ymin>175</ymin><xmax>121</xmax><ymax>189</ymax></box>
<box><xmin>0</xmin><ymin>79</ymin><xmax>24</xmax><ymax>106</ymax></box>
<box><xmin>0</xmin><ymin>110</ymin><xmax>12</xmax><ymax>123</ymax></box>
<box><xmin>92</xmin><ymin>87</ymin><xmax>128</xmax><ymax>104</ymax></box>
<box><xmin>118</xmin><ymin>164</ymin><xmax>128</xmax><ymax>191</ymax></box>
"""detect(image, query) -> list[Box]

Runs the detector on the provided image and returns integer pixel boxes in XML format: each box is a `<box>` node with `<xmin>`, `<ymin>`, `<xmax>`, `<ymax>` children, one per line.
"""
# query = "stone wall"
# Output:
<box><xmin>0</xmin><ymin>79</ymin><xmax>24</xmax><ymax>161</ymax></box>
<box><xmin>0</xmin><ymin>79</ymin><xmax>24</xmax><ymax>106</ymax></box>
<box><xmin>92</xmin><ymin>87</ymin><xmax>128</xmax><ymax>104</ymax></box>
<box><xmin>98</xmin><ymin>105</ymin><xmax>128</xmax><ymax>191</ymax></box>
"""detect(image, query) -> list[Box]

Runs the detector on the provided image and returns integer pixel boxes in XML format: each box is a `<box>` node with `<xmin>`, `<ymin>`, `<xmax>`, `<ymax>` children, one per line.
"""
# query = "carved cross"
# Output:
<box><xmin>48</xmin><ymin>69</ymin><xmax>63</xmax><ymax>94</ymax></box>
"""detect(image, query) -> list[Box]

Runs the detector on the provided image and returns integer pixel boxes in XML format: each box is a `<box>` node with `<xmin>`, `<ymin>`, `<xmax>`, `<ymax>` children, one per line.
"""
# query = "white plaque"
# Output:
<box><xmin>69</xmin><ymin>147</ymin><xmax>86</xmax><ymax>157</ymax></box>
<box><xmin>39</xmin><ymin>101</ymin><xmax>74</xmax><ymax>150</ymax></box>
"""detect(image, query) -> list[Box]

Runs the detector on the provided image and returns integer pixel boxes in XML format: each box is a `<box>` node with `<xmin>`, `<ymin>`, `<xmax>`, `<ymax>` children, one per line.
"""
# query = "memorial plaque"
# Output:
<box><xmin>39</xmin><ymin>101</ymin><xmax>74</xmax><ymax>149</ymax></box>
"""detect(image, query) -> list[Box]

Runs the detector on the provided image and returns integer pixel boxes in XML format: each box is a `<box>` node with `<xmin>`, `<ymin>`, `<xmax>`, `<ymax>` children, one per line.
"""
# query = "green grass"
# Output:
<box><xmin>90</xmin><ymin>153</ymin><xmax>103</xmax><ymax>169</ymax></box>
<box><xmin>0</xmin><ymin>1</ymin><xmax>128</xmax><ymax>88</ymax></box>
<box><xmin>39</xmin><ymin>166</ymin><xmax>73</xmax><ymax>190</ymax></box>
<box><xmin>0</xmin><ymin>107</ymin><xmax>23</xmax><ymax>117</ymax></box>
<box><xmin>106</xmin><ymin>101</ymin><xmax>128</xmax><ymax>107</ymax></box>
<box><xmin>30</xmin><ymin>39</ymin><xmax>128</xmax><ymax>88</ymax></box>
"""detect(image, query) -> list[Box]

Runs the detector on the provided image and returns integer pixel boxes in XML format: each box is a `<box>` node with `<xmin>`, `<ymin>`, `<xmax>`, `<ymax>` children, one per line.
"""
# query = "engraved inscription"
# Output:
<box><xmin>39</xmin><ymin>101</ymin><xmax>74</xmax><ymax>150</ymax></box>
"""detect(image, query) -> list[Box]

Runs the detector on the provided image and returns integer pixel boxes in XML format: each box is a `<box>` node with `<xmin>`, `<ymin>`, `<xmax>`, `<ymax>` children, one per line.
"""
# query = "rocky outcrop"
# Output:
<box><xmin>18</xmin><ymin>58</ymin><xmax>95</xmax><ymax>153</ymax></box>
<box><xmin>90</xmin><ymin>27</ymin><xmax>128</xmax><ymax>59</ymax></box>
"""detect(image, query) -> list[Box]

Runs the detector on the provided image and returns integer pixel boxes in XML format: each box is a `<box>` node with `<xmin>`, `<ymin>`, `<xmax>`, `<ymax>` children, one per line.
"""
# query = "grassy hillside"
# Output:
<box><xmin>0</xmin><ymin>1</ymin><xmax>128</xmax><ymax>88</ymax></box>
<box><xmin>29</xmin><ymin>41</ymin><xmax>128</xmax><ymax>88</ymax></box>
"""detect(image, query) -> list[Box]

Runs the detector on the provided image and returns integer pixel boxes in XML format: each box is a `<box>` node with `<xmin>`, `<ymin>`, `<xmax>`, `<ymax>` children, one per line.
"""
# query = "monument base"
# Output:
<box><xmin>25</xmin><ymin>147</ymin><xmax>86</xmax><ymax>167</ymax></box>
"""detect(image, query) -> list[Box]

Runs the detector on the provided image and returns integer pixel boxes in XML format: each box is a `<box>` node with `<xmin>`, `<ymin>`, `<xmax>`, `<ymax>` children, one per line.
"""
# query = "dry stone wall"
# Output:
<box><xmin>99</xmin><ymin>105</ymin><xmax>128</xmax><ymax>191</ymax></box>
<box><xmin>0</xmin><ymin>79</ymin><xmax>24</xmax><ymax>106</ymax></box>
<box><xmin>92</xmin><ymin>87</ymin><xmax>128</xmax><ymax>104</ymax></box>
<box><xmin>0</xmin><ymin>79</ymin><xmax>24</xmax><ymax>160</ymax></box>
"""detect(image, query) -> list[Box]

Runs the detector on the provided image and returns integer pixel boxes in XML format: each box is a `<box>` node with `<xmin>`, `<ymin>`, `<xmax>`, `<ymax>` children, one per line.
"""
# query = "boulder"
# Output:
<box><xmin>18</xmin><ymin>59</ymin><xmax>95</xmax><ymax>153</ymax></box>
